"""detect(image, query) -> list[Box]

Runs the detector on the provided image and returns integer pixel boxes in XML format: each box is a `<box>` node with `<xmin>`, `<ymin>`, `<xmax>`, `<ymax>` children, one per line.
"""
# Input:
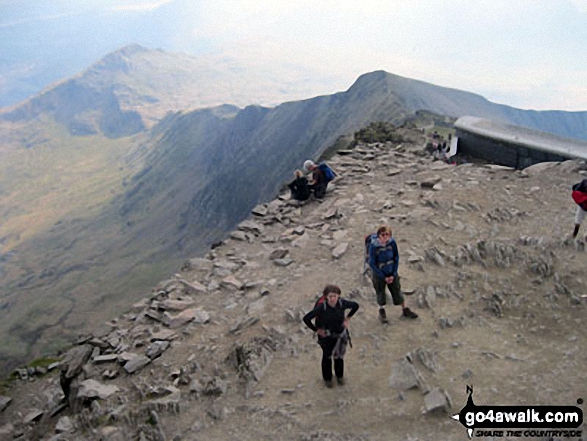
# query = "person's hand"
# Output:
<box><xmin>386</xmin><ymin>276</ymin><xmax>394</xmax><ymax>284</ymax></box>
<box><xmin>317</xmin><ymin>329</ymin><xmax>327</xmax><ymax>338</ymax></box>
<box><xmin>343</xmin><ymin>317</ymin><xmax>350</xmax><ymax>329</ymax></box>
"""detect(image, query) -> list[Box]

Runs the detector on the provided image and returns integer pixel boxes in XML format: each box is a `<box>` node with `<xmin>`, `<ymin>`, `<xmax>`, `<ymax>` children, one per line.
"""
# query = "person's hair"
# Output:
<box><xmin>294</xmin><ymin>169</ymin><xmax>303</xmax><ymax>178</ymax></box>
<box><xmin>377</xmin><ymin>225</ymin><xmax>392</xmax><ymax>237</ymax></box>
<box><xmin>323</xmin><ymin>284</ymin><xmax>341</xmax><ymax>296</ymax></box>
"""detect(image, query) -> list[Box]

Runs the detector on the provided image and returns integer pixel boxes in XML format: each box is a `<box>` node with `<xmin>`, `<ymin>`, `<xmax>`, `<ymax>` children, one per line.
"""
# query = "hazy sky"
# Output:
<box><xmin>1</xmin><ymin>0</ymin><xmax>586</xmax><ymax>110</ymax></box>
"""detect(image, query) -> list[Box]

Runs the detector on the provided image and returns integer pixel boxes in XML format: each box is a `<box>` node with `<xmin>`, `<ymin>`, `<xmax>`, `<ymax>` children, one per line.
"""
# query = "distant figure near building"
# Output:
<box><xmin>303</xmin><ymin>285</ymin><xmax>359</xmax><ymax>388</ymax></box>
<box><xmin>288</xmin><ymin>169</ymin><xmax>310</xmax><ymax>201</ymax></box>
<box><xmin>367</xmin><ymin>225</ymin><xmax>418</xmax><ymax>323</ymax></box>
<box><xmin>571</xmin><ymin>179</ymin><xmax>587</xmax><ymax>239</ymax></box>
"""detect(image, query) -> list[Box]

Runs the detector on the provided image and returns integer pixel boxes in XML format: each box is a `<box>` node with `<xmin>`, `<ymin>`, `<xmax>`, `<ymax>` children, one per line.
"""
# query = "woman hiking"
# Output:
<box><xmin>368</xmin><ymin>225</ymin><xmax>418</xmax><ymax>323</ymax></box>
<box><xmin>303</xmin><ymin>285</ymin><xmax>359</xmax><ymax>388</ymax></box>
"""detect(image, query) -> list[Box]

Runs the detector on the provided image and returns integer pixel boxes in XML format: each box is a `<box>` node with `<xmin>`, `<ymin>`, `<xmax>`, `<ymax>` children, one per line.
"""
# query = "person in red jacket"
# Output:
<box><xmin>572</xmin><ymin>179</ymin><xmax>587</xmax><ymax>239</ymax></box>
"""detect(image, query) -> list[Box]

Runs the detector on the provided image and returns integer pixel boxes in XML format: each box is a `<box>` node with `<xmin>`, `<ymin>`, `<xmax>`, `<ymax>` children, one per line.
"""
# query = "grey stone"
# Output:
<box><xmin>204</xmin><ymin>377</ymin><xmax>228</xmax><ymax>396</ymax></box>
<box><xmin>0</xmin><ymin>395</ymin><xmax>11</xmax><ymax>413</ymax></box>
<box><xmin>78</xmin><ymin>379</ymin><xmax>120</xmax><ymax>399</ymax></box>
<box><xmin>424</xmin><ymin>388</ymin><xmax>452</xmax><ymax>413</ymax></box>
<box><xmin>230</xmin><ymin>231</ymin><xmax>248</xmax><ymax>241</ymax></box>
<box><xmin>145</xmin><ymin>340</ymin><xmax>170</xmax><ymax>359</ymax></box>
<box><xmin>273</xmin><ymin>258</ymin><xmax>293</xmax><ymax>267</ymax></box>
<box><xmin>158</xmin><ymin>298</ymin><xmax>195</xmax><ymax>311</ymax></box>
<box><xmin>332</xmin><ymin>242</ymin><xmax>348</xmax><ymax>259</ymax></box>
<box><xmin>324</xmin><ymin>208</ymin><xmax>340</xmax><ymax>219</ymax></box>
<box><xmin>177</xmin><ymin>278</ymin><xmax>207</xmax><ymax>295</ymax></box>
<box><xmin>221</xmin><ymin>276</ymin><xmax>244</xmax><ymax>290</ymax></box>
<box><xmin>124</xmin><ymin>355</ymin><xmax>151</xmax><ymax>374</ymax></box>
<box><xmin>252</xmin><ymin>204</ymin><xmax>268</xmax><ymax>216</ymax></box>
<box><xmin>61</xmin><ymin>344</ymin><xmax>93</xmax><ymax>379</ymax></box>
<box><xmin>292</xmin><ymin>226</ymin><xmax>306</xmax><ymax>235</ymax></box>
<box><xmin>150</xmin><ymin>329</ymin><xmax>177</xmax><ymax>341</ymax></box>
<box><xmin>389</xmin><ymin>358</ymin><xmax>424</xmax><ymax>391</ymax></box>
<box><xmin>23</xmin><ymin>409</ymin><xmax>44</xmax><ymax>424</ymax></box>
<box><xmin>238</xmin><ymin>220</ymin><xmax>264</xmax><ymax>235</ymax></box>
<box><xmin>56</xmin><ymin>416</ymin><xmax>73</xmax><ymax>433</ymax></box>
<box><xmin>148</xmin><ymin>386</ymin><xmax>181</xmax><ymax>409</ymax></box>
<box><xmin>93</xmin><ymin>354</ymin><xmax>119</xmax><ymax>364</ymax></box>
<box><xmin>166</xmin><ymin>307</ymin><xmax>210</xmax><ymax>328</ymax></box>
<box><xmin>269</xmin><ymin>248</ymin><xmax>289</xmax><ymax>260</ymax></box>
<box><xmin>420</xmin><ymin>176</ymin><xmax>442</xmax><ymax>188</ymax></box>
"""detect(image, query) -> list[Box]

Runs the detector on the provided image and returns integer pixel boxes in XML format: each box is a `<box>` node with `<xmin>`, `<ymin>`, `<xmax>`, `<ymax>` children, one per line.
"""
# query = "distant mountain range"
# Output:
<box><xmin>0</xmin><ymin>45</ymin><xmax>586</xmax><ymax>374</ymax></box>
<box><xmin>0</xmin><ymin>44</ymin><xmax>342</xmax><ymax>138</ymax></box>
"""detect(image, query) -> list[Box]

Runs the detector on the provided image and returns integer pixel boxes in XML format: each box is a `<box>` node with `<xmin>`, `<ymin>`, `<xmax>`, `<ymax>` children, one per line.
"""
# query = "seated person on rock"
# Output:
<box><xmin>288</xmin><ymin>169</ymin><xmax>311</xmax><ymax>201</ymax></box>
<box><xmin>304</xmin><ymin>160</ymin><xmax>329</xmax><ymax>199</ymax></box>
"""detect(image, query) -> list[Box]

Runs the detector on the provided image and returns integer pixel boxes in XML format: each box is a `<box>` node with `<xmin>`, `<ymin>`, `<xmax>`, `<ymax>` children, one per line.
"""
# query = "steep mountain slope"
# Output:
<box><xmin>356</xmin><ymin>71</ymin><xmax>587</xmax><ymax>141</ymax></box>
<box><xmin>0</xmin><ymin>133</ymin><xmax>585</xmax><ymax>440</ymax></box>
<box><xmin>0</xmin><ymin>44</ymin><xmax>342</xmax><ymax>138</ymax></box>
<box><xmin>1</xmin><ymin>68</ymin><xmax>587</xmax><ymax>376</ymax></box>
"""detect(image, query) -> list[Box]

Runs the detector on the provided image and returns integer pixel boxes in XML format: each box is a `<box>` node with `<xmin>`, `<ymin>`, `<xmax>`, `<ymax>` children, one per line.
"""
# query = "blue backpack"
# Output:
<box><xmin>318</xmin><ymin>163</ymin><xmax>336</xmax><ymax>182</ymax></box>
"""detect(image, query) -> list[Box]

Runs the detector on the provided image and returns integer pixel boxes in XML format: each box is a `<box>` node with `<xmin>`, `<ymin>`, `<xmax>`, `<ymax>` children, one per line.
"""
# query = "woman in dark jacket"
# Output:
<box><xmin>288</xmin><ymin>169</ymin><xmax>310</xmax><ymax>201</ymax></box>
<box><xmin>303</xmin><ymin>285</ymin><xmax>359</xmax><ymax>387</ymax></box>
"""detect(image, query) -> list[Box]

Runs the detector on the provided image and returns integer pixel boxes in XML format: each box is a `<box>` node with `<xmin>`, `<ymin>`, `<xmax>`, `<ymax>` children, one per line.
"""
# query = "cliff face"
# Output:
<box><xmin>1</xmin><ymin>125</ymin><xmax>585</xmax><ymax>440</ymax></box>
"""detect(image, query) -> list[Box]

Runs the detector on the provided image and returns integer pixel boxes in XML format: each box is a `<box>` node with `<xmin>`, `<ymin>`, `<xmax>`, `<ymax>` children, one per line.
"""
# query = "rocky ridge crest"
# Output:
<box><xmin>1</xmin><ymin>130</ymin><xmax>586</xmax><ymax>440</ymax></box>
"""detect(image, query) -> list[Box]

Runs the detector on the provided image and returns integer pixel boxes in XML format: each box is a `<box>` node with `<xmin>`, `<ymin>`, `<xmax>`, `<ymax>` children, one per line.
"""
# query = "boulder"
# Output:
<box><xmin>159</xmin><ymin>299</ymin><xmax>195</xmax><ymax>311</ymax></box>
<box><xmin>145</xmin><ymin>340</ymin><xmax>170</xmax><ymax>359</ymax></box>
<box><xmin>269</xmin><ymin>248</ymin><xmax>289</xmax><ymax>260</ymax></box>
<box><xmin>389</xmin><ymin>358</ymin><xmax>425</xmax><ymax>391</ymax></box>
<box><xmin>0</xmin><ymin>396</ymin><xmax>11</xmax><ymax>413</ymax></box>
<box><xmin>332</xmin><ymin>242</ymin><xmax>349</xmax><ymax>259</ymax></box>
<box><xmin>124</xmin><ymin>355</ymin><xmax>151</xmax><ymax>374</ymax></box>
<box><xmin>221</xmin><ymin>276</ymin><xmax>244</xmax><ymax>290</ymax></box>
<box><xmin>166</xmin><ymin>308</ymin><xmax>210</xmax><ymax>328</ymax></box>
<box><xmin>251</xmin><ymin>204</ymin><xmax>268</xmax><ymax>216</ymax></box>
<box><xmin>78</xmin><ymin>379</ymin><xmax>120</xmax><ymax>400</ymax></box>
<box><xmin>273</xmin><ymin>258</ymin><xmax>294</xmax><ymax>267</ymax></box>
<box><xmin>56</xmin><ymin>416</ymin><xmax>73</xmax><ymax>434</ymax></box>
<box><xmin>424</xmin><ymin>388</ymin><xmax>452</xmax><ymax>413</ymax></box>
<box><xmin>23</xmin><ymin>409</ymin><xmax>44</xmax><ymax>424</ymax></box>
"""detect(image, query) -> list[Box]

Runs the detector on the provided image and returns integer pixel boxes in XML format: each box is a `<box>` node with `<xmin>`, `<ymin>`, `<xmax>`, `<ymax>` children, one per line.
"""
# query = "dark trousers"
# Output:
<box><xmin>319</xmin><ymin>337</ymin><xmax>344</xmax><ymax>381</ymax></box>
<box><xmin>372</xmin><ymin>274</ymin><xmax>404</xmax><ymax>306</ymax></box>
<box><xmin>311</xmin><ymin>182</ymin><xmax>328</xmax><ymax>199</ymax></box>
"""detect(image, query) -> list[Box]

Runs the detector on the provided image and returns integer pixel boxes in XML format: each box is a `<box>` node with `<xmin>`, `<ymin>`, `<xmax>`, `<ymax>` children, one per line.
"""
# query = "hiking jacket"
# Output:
<box><xmin>312</xmin><ymin>167</ymin><xmax>327</xmax><ymax>186</ymax></box>
<box><xmin>572</xmin><ymin>190</ymin><xmax>587</xmax><ymax>211</ymax></box>
<box><xmin>368</xmin><ymin>237</ymin><xmax>399</xmax><ymax>280</ymax></box>
<box><xmin>572</xmin><ymin>180</ymin><xmax>587</xmax><ymax>211</ymax></box>
<box><xmin>288</xmin><ymin>176</ymin><xmax>310</xmax><ymax>201</ymax></box>
<box><xmin>303</xmin><ymin>298</ymin><xmax>359</xmax><ymax>335</ymax></box>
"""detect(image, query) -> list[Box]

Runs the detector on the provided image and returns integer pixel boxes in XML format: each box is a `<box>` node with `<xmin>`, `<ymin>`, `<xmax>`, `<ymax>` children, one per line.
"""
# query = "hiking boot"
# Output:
<box><xmin>378</xmin><ymin>308</ymin><xmax>389</xmax><ymax>324</ymax></box>
<box><xmin>336</xmin><ymin>377</ymin><xmax>345</xmax><ymax>386</ymax></box>
<box><xmin>402</xmin><ymin>307</ymin><xmax>418</xmax><ymax>319</ymax></box>
<box><xmin>324</xmin><ymin>379</ymin><xmax>334</xmax><ymax>388</ymax></box>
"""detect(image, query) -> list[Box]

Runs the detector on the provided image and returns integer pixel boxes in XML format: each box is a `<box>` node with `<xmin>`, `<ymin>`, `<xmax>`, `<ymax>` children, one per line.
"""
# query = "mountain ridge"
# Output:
<box><xmin>1</xmin><ymin>56</ymin><xmax>587</xmax><ymax>375</ymax></box>
<box><xmin>0</xmin><ymin>130</ymin><xmax>585</xmax><ymax>439</ymax></box>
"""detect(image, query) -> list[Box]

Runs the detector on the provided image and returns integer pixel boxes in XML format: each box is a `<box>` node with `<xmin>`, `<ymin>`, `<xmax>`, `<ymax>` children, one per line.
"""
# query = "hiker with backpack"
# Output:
<box><xmin>367</xmin><ymin>225</ymin><xmax>418</xmax><ymax>323</ymax></box>
<box><xmin>303</xmin><ymin>160</ymin><xmax>336</xmax><ymax>199</ymax></box>
<box><xmin>288</xmin><ymin>169</ymin><xmax>311</xmax><ymax>201</ymax></box>
<box><xmin>571</xmin><ymin>179</ymin><xmax>587</xmax><ymax>239</ymax></box>
<box><xmin>303</xmin><ymin>284</ymin><xmax>359</xmax><ymax>388</ymax></box>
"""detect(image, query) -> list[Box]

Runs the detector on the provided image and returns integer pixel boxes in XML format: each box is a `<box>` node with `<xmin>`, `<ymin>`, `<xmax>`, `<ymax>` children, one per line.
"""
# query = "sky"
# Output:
<box><xmin>1</xmin><ymin>0</ymin><xmax>586</xmax><ymax>111</ymax></box>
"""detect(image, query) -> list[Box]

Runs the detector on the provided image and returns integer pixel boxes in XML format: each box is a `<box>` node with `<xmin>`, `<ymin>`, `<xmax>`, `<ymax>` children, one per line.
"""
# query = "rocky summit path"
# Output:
<box><xmin>1</xmin><ymin>127</ymin><xmax>586</xmax><ymax>441</ymax></box>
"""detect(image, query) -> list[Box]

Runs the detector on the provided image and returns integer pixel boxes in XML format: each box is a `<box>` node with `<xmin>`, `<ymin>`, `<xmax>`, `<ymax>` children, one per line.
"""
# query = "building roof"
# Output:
<box><xmin>455</xmin><ymin>116</ymin><xmax>587</xmax><ymax>160</ymax></box>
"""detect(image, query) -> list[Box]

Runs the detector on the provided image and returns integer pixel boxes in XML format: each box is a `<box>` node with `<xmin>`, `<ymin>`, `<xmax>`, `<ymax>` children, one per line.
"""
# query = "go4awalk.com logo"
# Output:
<box><xmin>451</xmin><ymin>386</ymin><xmax>583</xmax><ymax>439</ymax></box>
